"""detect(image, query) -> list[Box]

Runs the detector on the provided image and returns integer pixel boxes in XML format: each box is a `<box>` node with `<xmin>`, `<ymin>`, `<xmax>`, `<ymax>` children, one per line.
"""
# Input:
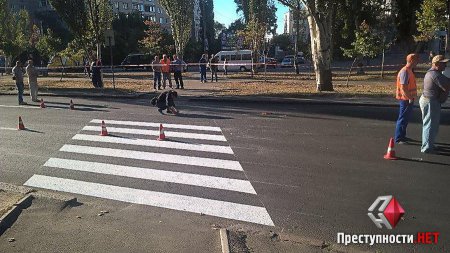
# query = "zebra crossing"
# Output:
<box><xmin>23</xmin><ymin>119</ymin><xmax>274</xmax><ymax>226</ymax></box>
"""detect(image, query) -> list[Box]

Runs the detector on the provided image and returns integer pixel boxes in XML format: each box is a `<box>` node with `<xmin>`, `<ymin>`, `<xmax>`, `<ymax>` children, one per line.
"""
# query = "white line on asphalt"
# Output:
<box><xmin>24</xmin><ymin>175</ymin><xmax>274</xmax><ymax>226</ymax></box>
<box><xmin>44</xmin><ymin>158</ymin><xmax>255</xmax><ymax>194</ymax></box>
<box><xmin>72</xmin><ymin>134</ymin><xmax>234</xmax><ymax>154</ymax></box>
<box><xmin>0</xmin><ymin>127</ymin><xmax>18</xmax><ymax>131</ymax></box>
<box><xmin>0</xmin><ymin>104</ymin><xmax>39</xmax><ymax>109</ymax></box>
<box><xmin>90</xmin><ymin>119</ymin><xmax>222</xmax><ymax>132</ymax></box>
<box><xmin>82</xmin><ymin>126</ymin><xmax>227</xmax><ymax>142</ymax></box>
<box><xmin>60</xmin><ymin>145</ymin><xmax>243</xmax><ymax>171</ymax></box>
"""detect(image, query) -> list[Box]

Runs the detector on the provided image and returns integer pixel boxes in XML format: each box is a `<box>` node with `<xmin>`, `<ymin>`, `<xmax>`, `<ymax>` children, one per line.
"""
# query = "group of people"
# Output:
<box><xmin>151</xmin><ymin>54</ymin><xmax>187</xmax><ymax>90</ymax></box>
<box><xmin>12</xmin><ymin>60</ymin><xmax>40</xmax><ymax>105</ymax></box>
<box><xmin>199</xmin><ymin>54</ymin><xmax>222</xmax><ymax>83</ymax></box>
<box><xmin>394</xmin><ymin>53</ymin><xmax>450</xmax><ymax>154</ymax></box>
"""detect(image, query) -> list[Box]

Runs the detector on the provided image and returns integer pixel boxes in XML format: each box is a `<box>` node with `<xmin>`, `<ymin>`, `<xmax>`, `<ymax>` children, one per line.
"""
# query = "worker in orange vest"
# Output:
<box><xmin>160</xmin><ymin>54</ymin><xmax>172</xmax><ymax>89</ymax></box>
<box><xmin>394</xmin><ymin>53</ymin><xmax>419</xmax><ymax>144</ymax></box>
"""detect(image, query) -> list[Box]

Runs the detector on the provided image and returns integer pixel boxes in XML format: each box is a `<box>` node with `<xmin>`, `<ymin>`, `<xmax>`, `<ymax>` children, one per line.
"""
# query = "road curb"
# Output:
<box><xmin>0</xmin><ymin>92</ymin><xmax>147</xmax><ymax>99</ymax></box>
<box><xmin>219</xmin><ymin>228</ymin><xmax>230</xmax><ymax>253</ymax></box>
<box><xmin>0</xmin><ymin>182</ymin><xmax>78</xmax><ymax>234</ymax></box>
<box><xmin>0</xmin><ymin>195</ymin><xmax>33</xmax><ymax>234</ymax></box>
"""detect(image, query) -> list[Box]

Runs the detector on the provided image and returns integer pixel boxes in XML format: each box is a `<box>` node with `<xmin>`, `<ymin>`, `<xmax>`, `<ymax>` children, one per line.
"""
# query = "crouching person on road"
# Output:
<box><xmin>151</xmin><ymin>90</ymin><xmax>179</xmax><ymax>115</ymax></box>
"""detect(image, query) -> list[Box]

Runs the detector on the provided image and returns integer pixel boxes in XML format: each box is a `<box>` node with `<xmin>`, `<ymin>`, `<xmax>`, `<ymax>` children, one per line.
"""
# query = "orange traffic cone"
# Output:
<box><xmin>157</xmin><ymin>123</ymin><xmax>166</xmax><ymax>141</ymax></box>
<box><xmin>383</xmin><ymin>138</ymin><xmax>398</xmax><ymax>160</ymax></box>
<box><xmin>18</xmin><ymin>116</ymin><xmax>25</xmax><ymax>130</ymax></box>
<box><xmin>69</xmin><ymin>100</ymin><xmax>75</xmax><ymax>110</ymax></box>
<box><xmin>40</xmin><ymin>98</ymin><xmax>46</xmax><ymax>108</ymax></box>
<box><xmin>100</xmin><ymin>120</ymin><xmax>108</xmax><ymax>136</ymax></box>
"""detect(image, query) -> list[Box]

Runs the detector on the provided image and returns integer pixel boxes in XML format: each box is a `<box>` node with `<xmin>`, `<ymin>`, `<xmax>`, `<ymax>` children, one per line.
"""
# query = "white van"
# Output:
<box><xmin>214</xmin><ymin>50</ymin><xmax>253</xmax><ymax>72</ymax></box>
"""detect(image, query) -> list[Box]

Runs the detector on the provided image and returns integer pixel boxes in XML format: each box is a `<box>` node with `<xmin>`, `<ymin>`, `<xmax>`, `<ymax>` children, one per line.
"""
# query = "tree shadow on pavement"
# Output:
<box><xmin>176</xmin><ymin>113</ymin><xmax>233</xmax><ymax>120</ymax></box>
<box><xmin>398</xmin><ymin>157</ymin><xmax>450</xmax><ymax>166</ymax></box>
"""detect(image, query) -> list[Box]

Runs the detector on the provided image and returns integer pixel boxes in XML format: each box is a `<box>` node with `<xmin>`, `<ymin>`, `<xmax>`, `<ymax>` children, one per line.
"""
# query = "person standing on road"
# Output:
<box><xmin>152</xmin><ymin>55</ymin><xmax>162</xmax><ymax>90</ymax></box>
<box><xmin>199</xmin><ymin>54</ymin><xmax>208</xmax><ymax>83</ymax></box>
<box><xmin>419</xmin><ymin>55</ymin><xmax>450</xmax><ymax>154</ymax></box>
<box><xmin>394</xmin><ymin>53</ymin><xmax>419</xmax><ymax>144</ymax></box>
<box><xmin>26</xmin><ymin>60</ymin><xmax>39</xmax><ymax>102</ymax></box>
<box><xmin>209</xmin><ymin>54</ymin><xmax>219</xmax><ymax>82</ymax></box>
<box><xmin>172</xmin><ymin>54</ymin><xmax>186</xmax><ymax>89</ymax></box>
<box><xmin>12</xmin><ymin>61</ymin><xmax>27</xmax><ymax>105</ymax></box>
<box><xmin>160</xmin><ymin>54</ymin><xmax>172</xmax><ymax>89</ymax></box>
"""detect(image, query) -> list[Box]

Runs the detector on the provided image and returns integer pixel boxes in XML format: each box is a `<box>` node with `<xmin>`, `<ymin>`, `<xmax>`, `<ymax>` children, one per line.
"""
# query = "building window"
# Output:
<box><xmin>166</xmin><ymin>18</ymin><xmax>169</xmax><ymax>24</ymax></box>
<box><xmin>150</xmin><ymin>16</ymin><xmax>156</xmax><ymax>22</ymax></box>
<box><xmin>114</xmin><ymin>2</ymin><xmax>119</xmax><ymax>10</ymax></box>
<box><xmin>132</xmin><ymin>4</ymin><xmax>139</xmax><ymax>10</ymax></box>
<box><xmin>160</xmin><ymin>17</ymin><xmax>164</xmax><ymax>24</ymax></box>
<box><xmin>144</xmin><ymin>5</ymin><xmax>150</xmax><ymax>12</ymax></box>
<box><xmin>39</xmin><ymin>0</ymin><xmax>48</xmax><ymax>7</ymax></box>
<box><xmin>157</xmin><ymin>7</ymin><xmax>162</xmax><ymax>13</ymax></box>
<box><xmin>122</xmin><ymin>3</ymin><xmax>128</xmax><ymax>9</ymax></box>
<box><xmin>150</xmin><ymin>6</ymin><xmax>155</xmax><ymax>12</ymax></box>
<box><xmin>139</xmin><ymin>4</ymin><xmax>144</xmax><ymax>11</ymax></box>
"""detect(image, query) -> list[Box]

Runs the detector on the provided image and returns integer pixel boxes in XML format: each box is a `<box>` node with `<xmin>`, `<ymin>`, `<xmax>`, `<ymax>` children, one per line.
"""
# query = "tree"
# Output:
<box><xmin>214</xmin><ymin>22</ymin><xmax>226</xmax><ymax>39</ymax></box>
<box><xmin>234</xmin><ymin>0</ymin><xmax>277</xmax><ymax>34</ymax></box>
<box><xmin>112</xmin><ymin>12</ymin><xmax>146</xmax><ymax>64</ymax></box>
<box><xmin>0</xmin><ymin>5</ymin><xmax>31</xmax><ymax>67</ymax></box>
<box><xmin>415</xmin><ymin>0</ymin><xmax>447</xmax><ymax>42</ymax></box>
<box><xmin>159</xmin><ymin>0</ymin><xmax>194</xmax><ymax>58</ymax></box>
<box><xmin>49</xmin><ymin>0</ymin><xmax>113</xmax><ymax>59</ymax></box>
<box><xmin>271</xmin><ymin>34</ymin><xmax>292</xmax><ymax>51</ymax></box>
<box><xmin>36</xmin><ymin>28</ymin><xmax>64</xmax><ymax>63</ymax></box>
<box><xmin>139</xmin><ymin>20</ymin><xmax>175</xmax><ymax>56</ymax></box>
<box><xmin>279</xmin><ymin>0</ymin><xmax>337</xmax><ymax>91</ymax></box>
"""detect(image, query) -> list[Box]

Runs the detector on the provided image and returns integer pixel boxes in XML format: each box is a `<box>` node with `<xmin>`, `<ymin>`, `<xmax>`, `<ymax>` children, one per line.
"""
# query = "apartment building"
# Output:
<box><xmin>110</xmin><ymin>0</ymin><xmax>171</xmax><ymax>30</ymax></box>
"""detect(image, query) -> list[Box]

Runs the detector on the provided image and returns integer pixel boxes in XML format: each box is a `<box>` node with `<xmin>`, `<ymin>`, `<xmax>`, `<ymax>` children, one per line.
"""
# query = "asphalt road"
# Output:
<box><xmin>0</xmin><ymin>95</ymin><xmax>449</xmax><ymax>252</ymax></box>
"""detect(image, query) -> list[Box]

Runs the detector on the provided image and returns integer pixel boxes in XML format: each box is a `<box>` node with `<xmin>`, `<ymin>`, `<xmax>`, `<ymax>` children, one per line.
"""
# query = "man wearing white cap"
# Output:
<box><xmin>419</xmin><ymin>55</ymin><xmax>450</xmax><ymax>154</ymax></box>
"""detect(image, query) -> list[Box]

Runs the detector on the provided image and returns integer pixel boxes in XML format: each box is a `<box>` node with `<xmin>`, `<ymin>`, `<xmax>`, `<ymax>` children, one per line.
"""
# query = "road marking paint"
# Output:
<box><xmin>24</xmin><ymin>175</ymin><xmax>274</xmax><ymax>226</ymax></box>
<box><xmin>0</xmin><ymin>104</ymin><xmax>39</xmax><ymax>109</ymax></box>
<box><xmin>44</xmin><ymin>158</ymin><xmax>255</xmax><ymax>194</ymax></box>
<box><xmin>90</xmin><ymin>119</ymin><xmax>222</xmax><ymax>132</ymax></box>
<box><xmin>82</xmin><ymin>126</ymin><xmax>227</xmax><ymax>141</ymax></box>
<box><xmin>72</xmin><ymin>134</ymin><xmax>234</xmax><ymax>154</ymax></box>
<box><xmin>60</xmin><ymin>145</ymin><xmax>243</xmax><ymax>171</ymax></box>
<box><xmin>0</xmin><ymin>127</ymin><xmax>18</xmax><ymax>131</ymax></box>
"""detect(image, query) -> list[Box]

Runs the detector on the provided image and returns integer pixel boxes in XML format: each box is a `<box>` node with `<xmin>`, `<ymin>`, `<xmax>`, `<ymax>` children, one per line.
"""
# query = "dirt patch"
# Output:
<box><xmin>0</xmin><ymin>190</ymin><xmax>24</xmax><ymax>218</ymax></box>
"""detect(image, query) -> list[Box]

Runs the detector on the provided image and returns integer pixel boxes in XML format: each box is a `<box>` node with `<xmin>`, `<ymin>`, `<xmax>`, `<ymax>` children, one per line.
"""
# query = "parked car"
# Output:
<box><xmin>258</xmin><ymin>57</ymin><xmax>278</xmax><ymax>69</ymax></box>
<box><xmin>121</xmin><ymin>53</ymin><xmax>153</xmax><ymax>70</ymax></box>
<box><xmin>280</xmin><ymin>55</ymin><xmax>305</xmax><ymax>68</ymax></box>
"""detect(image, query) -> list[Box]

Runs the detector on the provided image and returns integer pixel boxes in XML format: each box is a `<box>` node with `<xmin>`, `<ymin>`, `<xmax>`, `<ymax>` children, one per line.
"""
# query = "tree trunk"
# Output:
<box><xmin>308</xmin><ymin>15</ymin><xmax>333</xmax><ymax>91</ymax></box>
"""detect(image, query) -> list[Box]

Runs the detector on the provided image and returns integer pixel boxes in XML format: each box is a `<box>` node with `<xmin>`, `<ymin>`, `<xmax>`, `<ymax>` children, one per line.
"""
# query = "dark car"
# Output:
<box><xmin>280</xmin><ymin>55</ymin><xmax>305</xmax><ymax>68</ymax></box>
<box><xmin>258</xmin><ymin>57</ymin><xmax>278</xmax><ymax>69</ymax></box>
<box><xmin>121</xmin><ymin>54</ymin><xmax>152</xmax><ymax>70</ymax></box>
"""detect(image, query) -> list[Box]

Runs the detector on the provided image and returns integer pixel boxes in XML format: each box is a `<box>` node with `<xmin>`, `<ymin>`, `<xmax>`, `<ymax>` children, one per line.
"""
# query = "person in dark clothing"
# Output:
<box><xmin>199</xmin><ymin>54</ymin><xmax>208</xmax><ymax>83</ymax></box>
<box><xmin>209</xmin><ymin>54</ymin><xmax>219</xmax><ymax>82</ymax></box>
<box><xmin>172</xmin><ymin>54</ymin><xmax>186</xmax><ymax>89</ymax></box>
<box><xmin>91</xmin><ymin>59</ymin><xmax>103</xmax><ymax>88</ymax></box>
<box><xmin>151</xmin><ymin>90</ymin><xmax>179</xmax><ymax>114</ymax></box>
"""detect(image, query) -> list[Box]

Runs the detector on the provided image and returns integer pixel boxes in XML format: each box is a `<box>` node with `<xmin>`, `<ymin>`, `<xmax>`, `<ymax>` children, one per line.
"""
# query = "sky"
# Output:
<box><xmin>213</xmin><ymin>0</ymin><xmax>288</xmax><ymax>35</ymax></box>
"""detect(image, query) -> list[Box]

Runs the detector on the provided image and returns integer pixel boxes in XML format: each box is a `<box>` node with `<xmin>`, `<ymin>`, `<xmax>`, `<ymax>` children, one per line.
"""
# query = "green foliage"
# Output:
<box><xmin>159</xmin><ymin>0</ymin><xmax>194</xmax><ymax>58</ymax></box>
<box><xmin>341</xmin><ymin>21</ymin><xmax>383</xmax><ymax>59</ymax></box>
<box><xmin>112</xmin><ymin>12</ymin><xmax>146</xmax><ymax>64</ymax></box>
<box><xmin>415</xmin><ymin>0</ymin><xmax>447</xmax><ymax>42</ymax></box>
<box><xmin>36</xmin><ymin>29</ymin><xmax>64</xmax><ymax>62</ymax></box>
<box><xmin>271</xmin><ymin>34</ymin><xmax>291</xmax><ymax>51</ymax></box>
<box><xmin>235</xmin><ymin>0</ymin><xmax>277</xmax><ymax>34</ymax></box>
<box><xmin>0</xmin><ymin>7</ymin><xmax>31</xmax><ymax>64</ymax></box>
<box><xmin>139</xmin><ymin>20</ymin><xmax>175</xmax><ymax>56</ymax></box>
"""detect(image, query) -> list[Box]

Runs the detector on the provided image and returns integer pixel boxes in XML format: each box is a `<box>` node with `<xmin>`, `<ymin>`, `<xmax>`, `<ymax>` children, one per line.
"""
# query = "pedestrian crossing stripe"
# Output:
<box><xmin>25</xmin><ymin>120</ymin><xmax>275</xmax><ymax>226</ymax></box>
<box><xmin>60</xmin><ymin>145</ymin><xmax>243</xmax><ymax>171</ymax></box>
<box><xmin>72</xmin><ymin>134</ymin><xmax>234</xmax><ymax>154</ymax></box>
<box><xmin>90</xmin><ymin>119</ymin><xmax>222</xmax><ymax>132</ymax></box>
<box><xmin>82</xmin><ymin>126</ymin><xmax>227</xmax><ymax>142</ymax></box>
<box><xmin>44</xmin><ymin>158</ymin><xmax>256</xmax><ymax>194</ymax></box>
<box><xmin>24</xmin><ymin>175</ymin><xmax>274</xmax><ymax>226</ymax></box>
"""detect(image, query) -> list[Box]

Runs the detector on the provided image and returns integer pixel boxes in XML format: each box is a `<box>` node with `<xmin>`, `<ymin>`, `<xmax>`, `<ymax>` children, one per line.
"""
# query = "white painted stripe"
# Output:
<box><xmin>44</xmin><ymin>158</ymin><xmax>255</xmax><ymax>194</ymax></box>
<box><xmin>24</xmin><ymin>175</ymin><xmax>274</xmax><ymax>226</ymax></box>
<box><xmin>60</xmin><ymin>145</ymin><xmax>243</xmax><ymax>171</ymax></box>
<box><xmin>0</xmin><ymin>127</ymin><xmax>18</xmax><ymax>131</ymax></box>
<box><xmin>82</xmin><ymin>126</ymin><xmax>227</xmax><ymax>142</ymax></box>
<box><xmin>72</xmin><ymin>134</ymin><xmax>234</xmax><ymax>154</ymax></box>
<box><xmin>91</xmin><ymin>119</ymin><xmax>222</xmax><ymax>132</ymax></box>
<box><xmin>0</xmin><ymin>104</ymin><xmax>39</xmax><ymax>109</ymax></box>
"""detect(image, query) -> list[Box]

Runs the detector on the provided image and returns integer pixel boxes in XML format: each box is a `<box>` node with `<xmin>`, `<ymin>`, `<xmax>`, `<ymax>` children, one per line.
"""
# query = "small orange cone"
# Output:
<box><xmin>100</xmin><ymin>120</ymin><xmax>108</xmax><ymax>136</ymax></box>
<box><xmin>18</xmin><ymin>116</ymin><xmax>25</xmax><ymax>130</ymax></box>
<box><xmin>157</xmin><ymin>123</ymin><xmax>166</xmax><ymax>141</ymax></box>
<box><xmin>69</xmin><ymin>100</ymin><xmax>75</xmax><ymax>110</ymax></box>
<box><xmin>383</xmin><ymin>138</ymin><xmax>398</xmax><ymax>160</ymax></box>
<box><xmin>40</xmin><ymin>98</ymin><xmax>46</xmax><ymax>108</ymax></box>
